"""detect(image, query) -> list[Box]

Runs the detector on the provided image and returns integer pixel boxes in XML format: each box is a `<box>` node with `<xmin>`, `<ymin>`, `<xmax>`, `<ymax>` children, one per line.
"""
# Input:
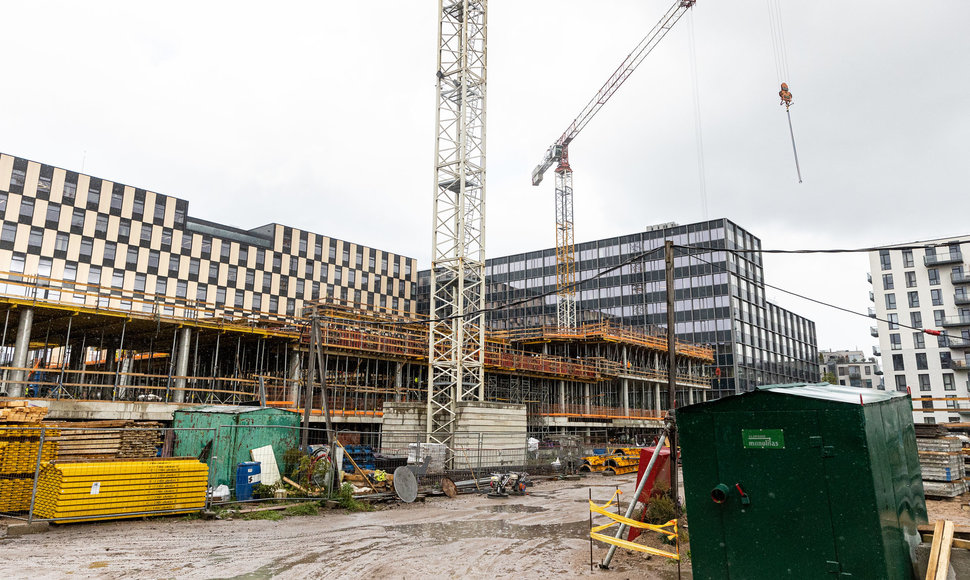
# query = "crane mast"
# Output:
<box><xmin>532</xmin><ymin>0</ymin><xmax>696</xmax><ymax>331</ymax></box>
<box><xmin>428</xmin><ymin>0</ymin><xmax>488</xmax><ymax>449</ymax></box>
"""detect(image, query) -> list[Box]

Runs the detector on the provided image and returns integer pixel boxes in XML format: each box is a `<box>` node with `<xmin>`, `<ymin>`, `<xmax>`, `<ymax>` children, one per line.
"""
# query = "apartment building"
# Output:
<box><xmin>869</xmin><ymin>236</ymin><xmax>970</xmax><ymax>423</ymax></box>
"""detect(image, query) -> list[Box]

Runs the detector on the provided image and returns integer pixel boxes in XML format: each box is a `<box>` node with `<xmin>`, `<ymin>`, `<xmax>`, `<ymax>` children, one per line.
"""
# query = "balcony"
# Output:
<box><xmin>867</xmin><ymin>272</ymin><xmax>872</xmax><ymax>284</ymax></box>
<box><xmin>925</xmin><ymin>252</ymin><xmax>963</xmax><ymax>266</ymax></box>
<box><xmin>941</xmin><ymin>315</ymin><xmax>970</xmax><ymax>327</ymax></box>
<box><xmin>869</xmin><ymin>291</ymin><xmax>874</xmax><ymax>302</ymax></box>
<box><xmin>948</xmin><ymin>337</ymin><xmax>970</xmax><ymax>350</ymax></box>
<box><xmin>848</xmin><ymin>371</ymin><xmax>862</xmax><ymax>380</ymax></box>
<box><xmin>951</xmin><ymin>271</ymin><xmax>970</xmax><ymax>285</ymax></box>
<box><xmin>956</xmin><ymin>293</ymin><xmax>970</xmax><ymax>306</ymax></box>
<box><xmin>870</xmin><ymin>326</ymin><xmax>879</xmax><ymax>337</ymax></box>
<box><xmin>873</xmin><ymin>345</ymin><xmax>881</xmax><ymax>357</ymax></box>
<box><xmin>951</xmin><ymin>359</ymin><xmax>968</xmax><ymax>371</ymax></box>
<box><xmin>868</xmin><ymin>307</ymin><xmax>877</xmax><ymax>318</ymax></box>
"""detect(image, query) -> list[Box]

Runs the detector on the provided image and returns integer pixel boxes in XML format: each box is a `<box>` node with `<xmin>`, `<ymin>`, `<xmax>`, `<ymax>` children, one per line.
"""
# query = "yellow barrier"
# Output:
<box><xmin>589</xmin><ymin>490</ymin><xmax>679</xmax><ymax>560</ymax></box>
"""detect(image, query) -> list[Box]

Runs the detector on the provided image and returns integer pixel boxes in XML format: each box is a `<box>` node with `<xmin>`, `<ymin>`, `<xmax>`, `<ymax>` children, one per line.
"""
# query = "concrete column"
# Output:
<box><xmin>117</xmin><ymin>354</ymin><xmax>132</xmax><ymax>399</ymax></box>
<box><xmin>621</xmin><ymin>346</ymin><xmax>630</xmax><ymax>417</ymax></box>
<box><xmin>287</xmin><ymin>349</ymin><xmax>302</xmax><ymax>407</ymax></box>
<box><xmin>395</xmin><ymin>362</ymin><xmax>404</xmax><ymax>402</ymax></box>
<box><xmin>7</xmin><ymin>308</ymin><xmax>34</xmax><ymax>397</ymax></box>
<box><xmin>654</xmin><ymin>383</ymin><xmax>662</xmax><ymax>412</ymax></box>
<box><xmin>559</xmin><ymin>380</ymin><xmax>566</xmax><ymax>414</ymax></box>
<box><xmin>173</xmin><ymin>327</ymin><xmax>192</xmax><ymax>403</ymax></box>
<box><xmin>688</xmin><ymin>388</ymin><xmax>695</xmax><ymax>405</ymax></box>
<box><xmin>584</xmin><ymin>383</ymin><xmax>592</xmax><ymax>416</ymax></box>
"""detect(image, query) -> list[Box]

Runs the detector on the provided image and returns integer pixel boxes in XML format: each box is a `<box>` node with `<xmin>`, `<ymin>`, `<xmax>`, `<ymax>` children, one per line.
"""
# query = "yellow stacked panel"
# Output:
<box><xmin>33</xmin><ymin>459</ymin><xmax>208</xmax><ymax>522</ymax></box>
<box><xmin>0</xmin><ymin>428</ymin><xmax>59</xmax><ymax>513</ymax></box>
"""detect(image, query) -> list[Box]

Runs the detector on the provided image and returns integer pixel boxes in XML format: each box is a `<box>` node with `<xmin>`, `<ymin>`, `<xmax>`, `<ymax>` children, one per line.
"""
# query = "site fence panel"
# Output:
<box><xmin>0</xmin><ymin>426</ymin><xmax>216</xmax><ymax>523</ymax></box>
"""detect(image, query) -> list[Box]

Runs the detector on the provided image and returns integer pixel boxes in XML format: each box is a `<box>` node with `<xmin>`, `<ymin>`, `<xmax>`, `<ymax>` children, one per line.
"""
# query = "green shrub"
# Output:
<box><xmin>337</xmin><ymin>482</ymin><xmax>374</xmax><ymax>512</ymax></box>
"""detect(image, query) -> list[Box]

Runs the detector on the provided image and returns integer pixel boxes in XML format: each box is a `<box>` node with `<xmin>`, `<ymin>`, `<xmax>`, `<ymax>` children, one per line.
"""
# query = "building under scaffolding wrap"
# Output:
<box><xmin>0</xmin><ymin>279</ymin><xmax>712</xmax><ymax>436</ymax></box>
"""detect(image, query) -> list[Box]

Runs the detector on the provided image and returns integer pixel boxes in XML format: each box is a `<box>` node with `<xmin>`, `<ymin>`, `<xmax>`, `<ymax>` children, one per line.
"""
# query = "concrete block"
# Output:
<box><xmin>3</xmin><ymin>522</ymin><xmax>49</xmax><ymax>538</ymax></box>
<box><xmin>914</xmin><ymin>542</ymin><xmax>969</xmax><ymax>579</ymax></box>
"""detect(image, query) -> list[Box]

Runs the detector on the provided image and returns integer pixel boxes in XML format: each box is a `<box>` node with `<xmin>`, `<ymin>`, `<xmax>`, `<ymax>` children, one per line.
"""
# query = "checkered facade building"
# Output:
<box><xmin>0</xmin><ymin>153</ymin><xmax>417</xmax><ymax>321</ymax></box>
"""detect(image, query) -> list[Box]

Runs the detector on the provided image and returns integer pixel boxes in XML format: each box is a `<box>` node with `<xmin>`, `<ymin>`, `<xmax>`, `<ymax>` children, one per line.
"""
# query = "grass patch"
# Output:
<box><xmin>242</xmin><ymin>510</ymin><xmax>285</xmax><ymax>521</ymax></box>
<box><xmin>283</xmin><ymin>503</ymin><xmax>320</xmax><ymax>517</ymax></box>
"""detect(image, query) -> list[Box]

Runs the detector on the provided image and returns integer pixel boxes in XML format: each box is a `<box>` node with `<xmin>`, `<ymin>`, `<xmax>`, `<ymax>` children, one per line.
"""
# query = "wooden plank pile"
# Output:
<box><xmin>917</xmin><ymin>434</ymin><xmax>968</xmax><ymax>498</ymax></box>
<box><xmin>0</xmin><ymin>401</ymin><xmax>47</xmax><ymax>423</ymax></box>
<box><xmin>47</xmin><ymin>421</ymin><xmax>163</xmax><ymax>461</ymax></box>
<box><xmin>32</xmin><ymin>458</ymin><xmax>208</xmax><ymax>522</ymax></box>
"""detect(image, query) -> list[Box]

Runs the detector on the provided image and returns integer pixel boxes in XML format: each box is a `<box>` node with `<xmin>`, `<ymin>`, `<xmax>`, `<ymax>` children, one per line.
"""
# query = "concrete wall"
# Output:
<box><xmin>380</xmin><ymin>401</ymin><xmax>529</xmax><ymax>469</ymax></box>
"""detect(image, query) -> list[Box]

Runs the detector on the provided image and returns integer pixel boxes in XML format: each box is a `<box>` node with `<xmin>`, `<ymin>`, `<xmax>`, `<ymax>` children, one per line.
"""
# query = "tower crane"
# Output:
<box><xmin>531</xmin><ymin>0</ymin><xmax>697</xmax><ymax>331</ymax></box>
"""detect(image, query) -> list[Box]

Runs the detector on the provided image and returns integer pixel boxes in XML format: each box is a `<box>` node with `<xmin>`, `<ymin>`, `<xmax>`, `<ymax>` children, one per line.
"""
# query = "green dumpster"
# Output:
<box><xmin>173</xmin><ymin>406</ymin><xmax>300</xmax><ymax>488</ymax></box>
<box><xmin>679</xmin><ymin>383</ymin><xmax>927</xmax><ymax>579</ymax></box>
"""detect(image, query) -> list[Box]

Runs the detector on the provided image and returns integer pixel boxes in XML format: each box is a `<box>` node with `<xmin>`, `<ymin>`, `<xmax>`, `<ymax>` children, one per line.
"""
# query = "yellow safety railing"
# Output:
<box><xmin>589</xmin><ymin>489</ymin><xmax>680</xmax><ymax>560</ymax></box>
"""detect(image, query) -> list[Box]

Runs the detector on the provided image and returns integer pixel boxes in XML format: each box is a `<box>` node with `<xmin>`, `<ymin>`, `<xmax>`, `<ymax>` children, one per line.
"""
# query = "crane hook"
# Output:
<box><xmin>778</xmin><ymin>82</ymin><xmax>793</xmax><ymax>111</ymax></box>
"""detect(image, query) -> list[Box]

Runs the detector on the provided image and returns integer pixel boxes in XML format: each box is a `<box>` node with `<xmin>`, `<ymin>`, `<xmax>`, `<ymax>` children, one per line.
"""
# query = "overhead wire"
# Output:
<box><xmin>687</xmin><ymin>11</ymin><xmax>709</xmax><ymax>220</ymax></box>
<box><xmin>328</xmin><ymin>239</ymin><xmax>968</xmax><ymax>346</ymax></box>
<box><xmin>674</xmin><ymin>244</ymin><xmax>969</xmax><ymax>344</ymax></box>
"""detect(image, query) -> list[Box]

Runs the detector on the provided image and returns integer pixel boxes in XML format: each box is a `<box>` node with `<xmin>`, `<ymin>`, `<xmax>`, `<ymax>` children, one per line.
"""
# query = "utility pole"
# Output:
<box><xmin>664</xmin><ymin>240</ymin><xmax>680</xmax><ymax>523</ymax></box>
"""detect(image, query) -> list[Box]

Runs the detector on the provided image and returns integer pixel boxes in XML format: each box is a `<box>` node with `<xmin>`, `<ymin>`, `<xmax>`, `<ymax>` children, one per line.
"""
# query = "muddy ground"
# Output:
<box><xmin>0</xmin><ymin>473</ymin><xmax>688</xmax><ymax>580</ymax></box>
<box><xmin>1</xmin><ymin>473</ymin><xmax>966</xmax><ymax>580</ymax></box>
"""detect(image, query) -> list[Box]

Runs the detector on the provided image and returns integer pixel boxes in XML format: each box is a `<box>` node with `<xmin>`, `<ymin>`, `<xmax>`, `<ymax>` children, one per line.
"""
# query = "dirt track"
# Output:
<box><xmin>0</xmin><ymin>474</ymin><xmax>688</xmax><ymax>580</ymax></box>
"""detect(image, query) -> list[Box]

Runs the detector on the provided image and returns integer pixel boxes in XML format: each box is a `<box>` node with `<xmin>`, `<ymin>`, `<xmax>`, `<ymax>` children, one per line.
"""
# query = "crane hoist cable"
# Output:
<box><xmin>768</xmin><ymin>0</ymin><xmax>802</xmax><ymax>183</ymax></box>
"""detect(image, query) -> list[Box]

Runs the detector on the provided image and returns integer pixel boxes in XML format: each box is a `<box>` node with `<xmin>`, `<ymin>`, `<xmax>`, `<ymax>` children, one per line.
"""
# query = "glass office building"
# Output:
<box><xmin>418</xmin><ymin>219</ymin><xmax>819</xmax><ymax>399</ymax></box>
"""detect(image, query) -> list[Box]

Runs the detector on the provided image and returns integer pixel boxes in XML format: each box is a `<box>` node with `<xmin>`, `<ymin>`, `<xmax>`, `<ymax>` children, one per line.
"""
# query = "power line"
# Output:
<box><xmin>675</xmin><ymin>244</ymin><xmax>968</xmax><ymax>344</ymax></box>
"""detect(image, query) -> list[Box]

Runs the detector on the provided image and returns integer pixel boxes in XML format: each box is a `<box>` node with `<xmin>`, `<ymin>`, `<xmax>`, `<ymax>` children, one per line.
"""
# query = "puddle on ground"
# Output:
<box><xmin>475</xmin><ymin>504</ymin><xmax>547</xmax><ymax>514</ymax></box>
<box><xmin>386</xmin><ymin>518</ymin><xmax>589</xmax><ymax>542</ymax></box>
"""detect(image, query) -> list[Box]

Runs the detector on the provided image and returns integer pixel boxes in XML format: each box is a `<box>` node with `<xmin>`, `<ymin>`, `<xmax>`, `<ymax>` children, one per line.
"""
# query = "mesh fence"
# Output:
<box><xmin>0</xmin><ymin>425</ymin><xmax>216</xmax><ymax>523</ymax></box>
<box><xmin>0</xmin><ymin>423</ymin><xmax>627</xmax><ymax>518</ymax></box>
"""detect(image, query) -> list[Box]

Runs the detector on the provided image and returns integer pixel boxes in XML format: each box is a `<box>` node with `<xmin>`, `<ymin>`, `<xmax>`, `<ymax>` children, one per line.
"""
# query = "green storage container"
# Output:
<box><xmin>172</xmin><ymin>406</ymin><xmax>300</xmax><ymax>488</ymax></box>
<box><xmin>679</xmin><ymin>383</ymin><xmax>927</xmax><ymax>580</ymax></box>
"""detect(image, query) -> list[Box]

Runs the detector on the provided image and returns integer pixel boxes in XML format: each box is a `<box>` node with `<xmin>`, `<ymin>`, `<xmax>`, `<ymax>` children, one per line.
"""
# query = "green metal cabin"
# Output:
<box><xmin>172</xmin><ymin>406</ymin><xmax>300</xmax><ymax>488</ymax></box>
<box><xmin>679</xmin><ymin>383</ymin><xmax>927</xmax><ymax>579</ymax></box>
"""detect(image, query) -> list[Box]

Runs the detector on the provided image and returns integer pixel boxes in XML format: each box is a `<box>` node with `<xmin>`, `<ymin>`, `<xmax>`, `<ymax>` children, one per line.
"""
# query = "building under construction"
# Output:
<box><xmin>0</xmin><ymin>281</ymin><xmax>713</xmax><ymax>437</ymax></box>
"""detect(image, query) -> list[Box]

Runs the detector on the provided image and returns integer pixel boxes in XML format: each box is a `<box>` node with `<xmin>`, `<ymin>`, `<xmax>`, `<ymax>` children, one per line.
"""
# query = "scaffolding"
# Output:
<box><xmin>0</xmin><ymin>274</ymin><xmax>713</xmax><ymax>434</ymax></box>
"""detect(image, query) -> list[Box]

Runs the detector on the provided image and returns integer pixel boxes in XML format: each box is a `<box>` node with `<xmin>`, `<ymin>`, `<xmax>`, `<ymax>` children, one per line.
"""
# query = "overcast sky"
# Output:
<box><xmin>2</xmin><ymin>1</ymin><xmax>968</xmax><ymax>353</ymax></box>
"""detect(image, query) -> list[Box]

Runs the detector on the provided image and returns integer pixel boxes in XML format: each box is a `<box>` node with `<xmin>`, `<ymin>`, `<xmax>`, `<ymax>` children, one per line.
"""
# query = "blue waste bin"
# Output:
<box><xmin>235</xmin><ymin>461</ymin><xmax>262</xmax><ymax>501</ymax></box>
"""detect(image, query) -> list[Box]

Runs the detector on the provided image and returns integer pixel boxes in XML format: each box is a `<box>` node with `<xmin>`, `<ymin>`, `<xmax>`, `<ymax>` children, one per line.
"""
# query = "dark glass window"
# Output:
<box><xmin>27</xmin><ymin>227</ymin><xmax>43</xmax><ymax>249</ymax></box>
<box><xmin>79</xmin><ymin>239</ymin><xmax>93</xmax><ymax>260</ymax></box>
<box><xmin>916</xmin><ymin>352</ymin><xmax>928</xmax><ymax>370</ymax></box>
<box><xmin>71</xmin><ymin>208</ymin><xmax>85</xmax><ymax>229</ymax></box>
<box><xmin>892</xmin><ymin>354</ymin><xmax>904</xmax><ymax>371</ymax></box>
<box><xmin>879</xmin><ymin>250</ymin><xmax>891</xmax><ymax>270</ymax></box>
<box><xmin>46</xmin><ymin>204</ymin><xmax>60</xmax><ymax>225</ymax></box>
<box><xmin>902</xmin><ymin>250</ymin><xmax>914</xmax><ymax>268</ymax></box>
<box><xmin>54</xmin><ymin>232</ymin><xmax>69</xmax><ymax>252</ymax></box>
<box><xmin>62</xmin><ymin>180</ymin><xmax>77</xmax><ymax>204</ymax></box>
<box><xmin>110</xmin><ymin>191</ymin><xmax>123</xmax><ymax>212</ymax></box>
<box><xmin>103</xmin><ymin>242</ymin><xmax>117</xmax><ymax>262</ymax></box>
<box><xmin>19</xmin><ymin>198</ymin><xmax>34</xmax><ymax>220</ymax></box>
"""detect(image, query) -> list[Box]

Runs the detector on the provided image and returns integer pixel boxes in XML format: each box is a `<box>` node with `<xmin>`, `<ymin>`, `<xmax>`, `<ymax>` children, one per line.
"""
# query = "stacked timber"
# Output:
<box><xmin>0</xmin><ymin>426</ymin><xmax>59</xmax><ymax>512</ymax></box>
<box><xmin>47</xmin><ymin>421</ymin><xmax>162</xmax><ymax>461</ymax></box>
<box><xmin>0</xmin><ymin>401</ymin><xmax>48</xmax><ymax>423</ymax></box>
<box><xmin>32</xmin><ymin>458</ymin><xmax>208</xmax><ymax>522</ymax></box>
<box><xmin>917</xmin><ymin>436</ymin><xmax>968</xmax><ymax>498</ymax></box>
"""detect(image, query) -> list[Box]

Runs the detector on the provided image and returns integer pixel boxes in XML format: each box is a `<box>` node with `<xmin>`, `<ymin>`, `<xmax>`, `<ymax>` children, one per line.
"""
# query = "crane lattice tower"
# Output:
<box><xmin>428</xmin><ymin>0</ymin><xmax>488</xmax><ymax>446</ymax></box>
